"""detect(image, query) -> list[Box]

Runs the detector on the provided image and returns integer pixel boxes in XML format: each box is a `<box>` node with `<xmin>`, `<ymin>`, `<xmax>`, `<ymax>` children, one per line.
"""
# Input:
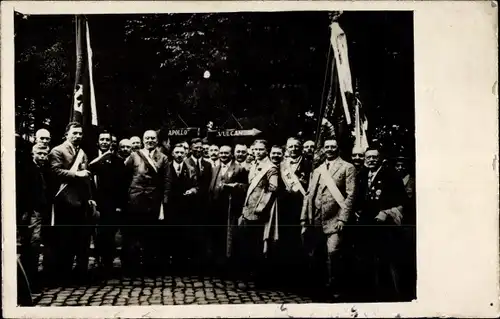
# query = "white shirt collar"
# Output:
<box><xmin>191</xmin><ymin>156</ymin><xmax>201</xmax><ymax>163</ymax></box>
<box><xmin>220</xmin><ymin>160</ymin><xmax>231</xmax><ymax>168</ymax></box>
<box><xmin>173</xmin><ymin>161</ymin><xmax>183</xmax><ymax>170</ymax></box>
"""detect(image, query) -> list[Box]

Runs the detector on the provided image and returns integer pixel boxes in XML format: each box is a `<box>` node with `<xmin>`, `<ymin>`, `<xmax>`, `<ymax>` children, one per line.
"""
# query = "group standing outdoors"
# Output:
<box><xmin>16</xmin><ymin>123</ymin><xmax>416</xmax><ymax>303</ymax></box>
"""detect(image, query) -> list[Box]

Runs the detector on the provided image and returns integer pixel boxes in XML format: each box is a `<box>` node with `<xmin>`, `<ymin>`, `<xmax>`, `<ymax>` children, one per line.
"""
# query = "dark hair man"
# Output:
<box><xmin>88</xmin><ymin>130</ymin><xmax>127</xmax><ymax>278</ymax></box>
<box><xmin>47</xmin><ymin>122</ymin><xmax>95</xmax><ymax>284</ymax></box>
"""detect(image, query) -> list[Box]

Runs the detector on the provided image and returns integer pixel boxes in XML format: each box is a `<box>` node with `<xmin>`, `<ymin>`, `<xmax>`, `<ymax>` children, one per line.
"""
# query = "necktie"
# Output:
<box><xmin>176</xmin><ymin>164</ymin><xmax>181</xmax><ymax>175</ymax></box>
<box><xmin>326</xmin><ymin>162</ymin><xmax>330</xmax><ymax>171</ymax></box>
<box><xmin>368</xmin><ymin>171</ymin><xmax>374</xmax><ymax>188</ymax></box>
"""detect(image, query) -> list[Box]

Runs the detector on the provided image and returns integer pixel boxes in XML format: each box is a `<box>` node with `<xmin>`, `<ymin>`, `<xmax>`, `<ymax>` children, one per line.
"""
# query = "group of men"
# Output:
<box><xmin>16</xmin><ymin>123</ymin><xmax>415</xmax><ymax>302</ymax></box>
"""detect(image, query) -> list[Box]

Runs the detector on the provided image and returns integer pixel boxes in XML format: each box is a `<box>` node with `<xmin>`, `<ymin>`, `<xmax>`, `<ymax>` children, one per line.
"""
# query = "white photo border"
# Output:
<box><xmin>2</xmin><ymin>1</ymin><xmax>498</xmax><ymax>318</ymax></box>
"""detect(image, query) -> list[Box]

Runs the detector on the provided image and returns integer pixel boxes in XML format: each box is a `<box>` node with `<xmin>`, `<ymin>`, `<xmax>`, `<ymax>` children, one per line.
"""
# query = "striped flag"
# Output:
<box><xmin>316</xmin><ymin>19</ymin><xmax>368</xmax><ymax>158</ymax></box>
<box><xmin>70</xmin><ymin>15</ymin><xmax>98</xmax><ymax>128</ymax></box>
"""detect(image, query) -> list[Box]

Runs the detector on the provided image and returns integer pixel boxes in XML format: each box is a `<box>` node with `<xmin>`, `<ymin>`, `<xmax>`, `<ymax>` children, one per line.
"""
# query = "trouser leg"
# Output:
<box><xmin>96</xmin><ymin>210</ymin><xmax>117</xmax><ymax>271</ymax></box>
<box><xmin>326</xmin><ymin>232</ymin><xmax>342</xmax><ymax>293</ymax></box>
<box><xmin>19</xmin><ymin>212</ymin><xmax>42</xmax><ymax>289</ymax></box>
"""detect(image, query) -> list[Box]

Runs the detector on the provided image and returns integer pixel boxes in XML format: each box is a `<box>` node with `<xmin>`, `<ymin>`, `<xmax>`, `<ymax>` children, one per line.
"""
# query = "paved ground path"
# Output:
<box><xmin>32</xmin><ymin>255</ymin><xmax>318</xmax><ymax>306</ymax></box>
<box><xmin>33</xmin><ymin>275</ymin><xmax>315</xmax><ymax>306</ymax></box>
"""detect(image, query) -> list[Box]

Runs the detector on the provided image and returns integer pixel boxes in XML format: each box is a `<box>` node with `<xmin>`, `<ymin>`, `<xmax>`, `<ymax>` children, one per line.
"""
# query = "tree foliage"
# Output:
<box><xmin>14</xmin><ymin>11</ymin><xmax>414</xmax><ymax>157</ymax></box>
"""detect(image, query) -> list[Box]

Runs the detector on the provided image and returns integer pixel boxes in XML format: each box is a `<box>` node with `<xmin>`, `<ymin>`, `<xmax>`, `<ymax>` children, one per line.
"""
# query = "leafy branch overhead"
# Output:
<box><xmin>15</xmin><ymin>11</ymin><xmax>414</xmax><ymax>157</ymax></box>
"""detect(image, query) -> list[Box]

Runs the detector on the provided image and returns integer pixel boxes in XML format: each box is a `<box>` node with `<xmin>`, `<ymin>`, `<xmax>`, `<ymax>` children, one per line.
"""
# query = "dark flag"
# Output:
<box><xmin>315</xmin><ymin>16</ymin><xmax>368</xmax><ymax>160</ymax></box>
<box><xmin>70</xmin><ymin>15</ymin><xmax>98</xmax><ymax>157</ymax></box>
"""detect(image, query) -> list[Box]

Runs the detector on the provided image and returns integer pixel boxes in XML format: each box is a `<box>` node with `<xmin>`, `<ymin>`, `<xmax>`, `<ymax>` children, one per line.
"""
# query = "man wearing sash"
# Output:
<box><xmin>123</xmin><ymin>130</ymin><xmax>171</xmax><ymax>274</ymax></box>
<box><xmin>353</xmin><ymin>147</ymin><xmax>408</xmax><ymax>302</ymax></box>
<box><xmin>300</xmin><ymin>139</ymin><xmax>356</xmax><ymax>299</ymax></box>
<box><xmin>207</xmin><ymin>145</ymin><xmax>248</xmax><ymax>272</ymax></box>
<box><xmin>277</xmin><ymin>138</ymin><xmax>313</xmax><ymax>288</ymax></box>
<box><xmin>237</xmin><ymin>139</ymin><xmax>279</xmax><ymax>284</ymax></box>
<box><xmin>48</xmin><ymin>122</ymin><xmax>95</xmax><ymax>284</ymax></box>
<box><xmin>88</xmin><ymin>130</ymin><xmax>127</xmax><ymax>277</ymax></box>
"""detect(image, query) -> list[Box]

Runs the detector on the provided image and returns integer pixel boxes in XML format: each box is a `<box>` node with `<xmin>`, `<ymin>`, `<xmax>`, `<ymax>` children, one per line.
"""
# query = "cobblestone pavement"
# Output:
<box><xmin>34</xmin><ymin>275</ymin><xmax>314</xmax><ymax>306</ymax></box>
<box><xmin>32</xmin><ymin>256</ymin><xmax>316</xmax><ymax>306</ymax></box>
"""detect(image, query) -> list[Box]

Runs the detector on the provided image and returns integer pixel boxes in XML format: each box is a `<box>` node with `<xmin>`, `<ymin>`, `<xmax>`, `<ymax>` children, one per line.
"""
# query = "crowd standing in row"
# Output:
<box><xmin>16</xmin><ymin>123</ymin><xmax>415</xmax><ymax>302</ymax></box>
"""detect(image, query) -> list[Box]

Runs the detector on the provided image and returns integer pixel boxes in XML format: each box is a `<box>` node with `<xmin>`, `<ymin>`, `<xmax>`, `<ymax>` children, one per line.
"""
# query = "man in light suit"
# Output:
<box><xmin>237</xmin><ymin>139</ymin><xmax>279</xmax><ymax>283</ymax></box>
<box><xmin>48</xmin><ymin>122</ymin><xmax>95</xmax><ymax>284</ymax></box>
<box><xmin>123</xmin><ymin>130</ymin><xmax>171</xmax><ymax>274</ymax></box>
<box><xmin>300</xmin><ymin>139</ymin><xmax>356</xmax><ymax>299</ymax></box>
<box><xmin>207</xmin><ymin>145</ymin><xmax>248</xmax><ymax>271</ymax></box>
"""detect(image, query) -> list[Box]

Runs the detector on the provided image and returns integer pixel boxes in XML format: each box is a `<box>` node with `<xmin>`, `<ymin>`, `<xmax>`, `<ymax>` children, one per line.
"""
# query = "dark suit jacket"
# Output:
<box><xmin>25</xmin><ymin>160</ymin><xmax>51</xmax><ymax>213</ymax></box>
<box><xmin>48</xmin><ymin>141</ymin><xmax>92</xmax><ymax>211</ymax></box>
<box><xmin>124</xmin><ymin>149</ymin><xmax>171</xmax><ymax>219</ymax></box>
<box><xmin>355</xmin><ymin>164</ymin><xmax>408</xmax><ymax>225</ymax></box>
<box><xmin>167</xmin><ymin>161</ymin><xmax>199</xmax><ymax>222</ymax></box>
<box><xmin>208</xmin><ymin>161</ymin><xmax>248</xmax><ymax>220</ymax></box>
<box><xmin>185</xmin><ymin>156</ymin><xmax>212</xmax><ymax>198</ymax></box>
<box><xmin>89</xmin><ymin>151</ymin><xmax>127</xmax><ymax>212</ymax></box>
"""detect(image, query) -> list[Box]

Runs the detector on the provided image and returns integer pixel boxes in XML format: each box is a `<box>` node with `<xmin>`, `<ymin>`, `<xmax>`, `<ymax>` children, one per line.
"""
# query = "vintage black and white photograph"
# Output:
<box><xmin>10</xmin><ymin>8</ymin><xmax>418</xmax><ymax>307</ymax></box>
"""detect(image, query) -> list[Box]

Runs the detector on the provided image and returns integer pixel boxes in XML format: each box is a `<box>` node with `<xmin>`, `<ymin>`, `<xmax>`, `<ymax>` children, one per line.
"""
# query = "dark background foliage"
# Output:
<box><xmin>14</xmin><ymin>11</ymin><xmax>414</xmax><ymax>158</ymax></box>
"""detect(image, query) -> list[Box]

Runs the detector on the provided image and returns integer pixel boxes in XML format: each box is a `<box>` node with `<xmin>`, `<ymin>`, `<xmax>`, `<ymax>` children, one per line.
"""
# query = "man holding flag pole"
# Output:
<box><xmin>45</xmin><ymin>15</ymin><xmax>99</xmax><ymax>285</ymax></box>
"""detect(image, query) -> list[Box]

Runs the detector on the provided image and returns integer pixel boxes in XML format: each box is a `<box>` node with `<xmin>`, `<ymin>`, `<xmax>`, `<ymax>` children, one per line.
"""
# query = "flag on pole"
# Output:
<box><xmin>352</xmin><ymin>94</ymin><xmax>369</xmax><ymax>154</ymax></box>
<box><xmin>70</xmin><ymin>15</ymin><xmax>98</xmax><ymax>127</ymax></box>
<box><xmin>316</xmin><ymin>19</ymin><xmax>358</xmax><ymax>158</ymax></box>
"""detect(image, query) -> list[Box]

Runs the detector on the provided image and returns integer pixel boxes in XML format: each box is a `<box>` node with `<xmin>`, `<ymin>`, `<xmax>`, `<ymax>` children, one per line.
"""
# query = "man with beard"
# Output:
<box><xmin>300</xmin><ymin>139</ymin><xmax>356</xmax><ymax>300</ymax></box>
<box><xmin>208</xmin><ymin>144</ymin><xmax>220</xmax><ymax>168</ymax></box>
<box><xmin>123</xmin><ymin>130</ymin><xmax>171</xmax><ymax>274</ymax></box>
<box><xmin>207</xmin><ymin>145</ymin><xmax>247</xmax><ymax>272</ymax></box>
<box><xmin>130</xmin><ymin>136</ymin><xmax>142</xmax><ymax>152</ymax></box>
<box><xmin>48</xmin><ymin>122</ymin><xmax>95</xmax><ymax>284</ymax></box>
<box><xmin>234</xmin><ymin>144</ymin><xmax>250</xmax><ymax>171</ymax></box>
<box><xmin>276</xmin><ymin>137</ymin><xmax>313</xmax><ymax>289</ymax></box>
<box><xmin>35</xmin><ymin>129</ymin><xmax>51</xmax><ymax>148</ymax></box>
<box><xmin>184</xmin><ymin>138</ymin><xmax>213</xmax><ymax>265</ymax></box>
<box><xmin>88</xmin><ymin>130</ymin><xmax>127</xmax><ymax>278</ymax></box>
<box><xmin>269</xmin><ymin>145</ymin><xmax>284</xmax><ymax>165</ymax></box>
<box><xmin>117</xmin><ymin>139</ymin><xmax>132</xmax><ymax>161</ymax></box>
<box><xmin>19</xmin><ymin>143</ymin><xmax>51</xmax><ymax>292</ymax></box>
<box><xmin>236</xmin><ymin>140</ymin><xmax>279</xmax><ymax>284</ymax></box>
<box><xmin>353</xmin><ymin>147</ymin><xmax>408</xmax><ymax>302</ymax></box>
<box><xmin>167</xmin><ymin>144</ymin><xmax>198</xmax><ymax>271</ymax></box>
